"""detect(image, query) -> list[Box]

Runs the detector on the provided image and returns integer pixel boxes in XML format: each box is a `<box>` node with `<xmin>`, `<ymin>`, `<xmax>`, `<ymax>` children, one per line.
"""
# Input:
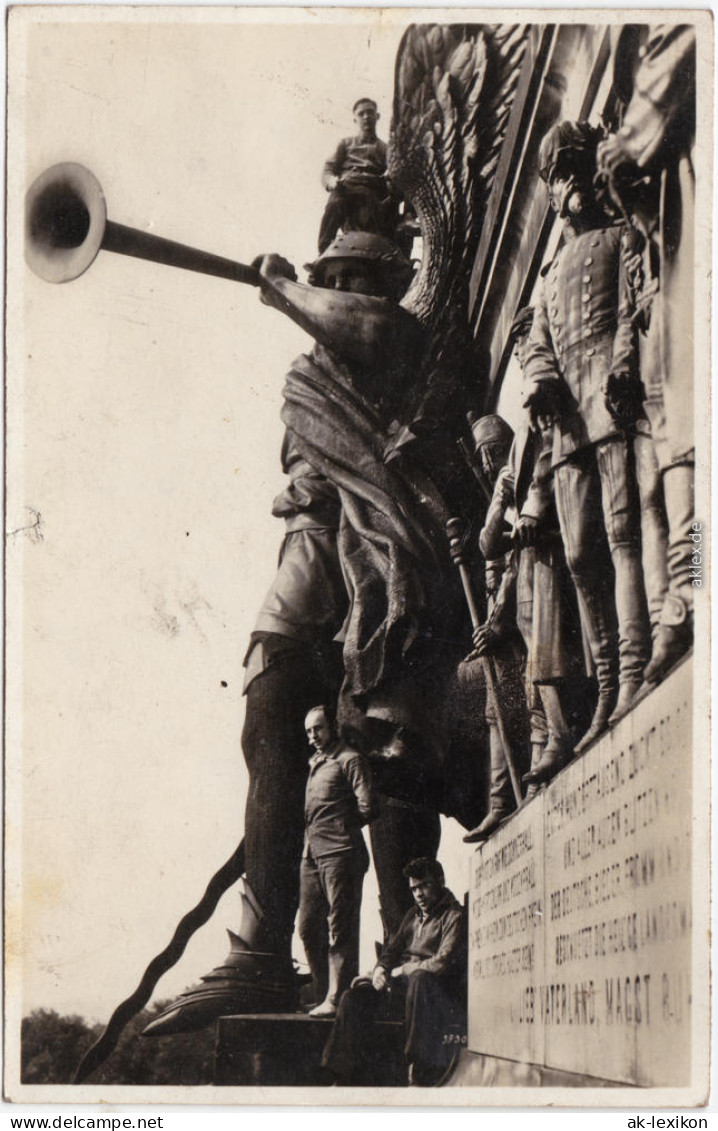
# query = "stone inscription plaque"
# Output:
<box><xmin>468</xmin><ymin>660</ymin><xmax>692</xmax><ymax>1086</ymax></box>
<box><xmin>469</xmin><ymin>803</ymin><xmax>545</xmax><ymax>1066</ymax></box>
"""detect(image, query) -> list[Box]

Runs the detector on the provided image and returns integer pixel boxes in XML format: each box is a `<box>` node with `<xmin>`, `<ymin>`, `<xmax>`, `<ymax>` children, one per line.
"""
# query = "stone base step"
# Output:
<box><xmin>214</xmin><ymin>1012</ymin><xmax>405</xmax><ymax>1086</ymax></box>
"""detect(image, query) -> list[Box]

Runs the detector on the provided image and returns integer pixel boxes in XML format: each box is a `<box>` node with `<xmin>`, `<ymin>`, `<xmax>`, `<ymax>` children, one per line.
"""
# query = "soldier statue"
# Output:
<box><xmin>521</xmin><ymin>119</ymin><xmax>652</xmax><ymax>754</ymax></box>
<box><xmin>597</xmin><ymin>25</ymin><xmax>696</xmax><ymax>685</ymax></box>
<box><xmin>459</xmin><ymin>414</ymin><xmax>530</xmax><ymax>842</ymax></box>
<box><xmin>145</xmin><ymin>231</ymin><xmax>449</xmax><ymax>1036</ymax></box>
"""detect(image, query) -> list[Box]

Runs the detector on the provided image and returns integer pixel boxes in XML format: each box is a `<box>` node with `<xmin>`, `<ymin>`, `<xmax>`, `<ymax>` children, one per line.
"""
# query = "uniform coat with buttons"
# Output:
<box><xmin>524</xmin><ymin>222</ymin><xmax>641</xmax><ymax>467</ymax></box>
<box><xmin>522</xmin><ymin>215</ymin><xmax>651</xmax><ymax>693</ymax></box>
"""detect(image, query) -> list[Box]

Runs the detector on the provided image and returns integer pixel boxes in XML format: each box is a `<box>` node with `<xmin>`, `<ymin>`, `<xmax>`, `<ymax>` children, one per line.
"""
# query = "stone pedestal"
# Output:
<box><xmin>466</xmin><ymin>658</ymin><xmax>692</xmax><ymax>1087</ymax></box>
<box><xmin>214</xmin><ymin>1012</ymin><xmax>406</xmax><ymax>1086</ymax></box>
<box><xmin>214</xmin><ymin>1014</ymin><xmax>334</xmax><ymax>1086</ymax></box>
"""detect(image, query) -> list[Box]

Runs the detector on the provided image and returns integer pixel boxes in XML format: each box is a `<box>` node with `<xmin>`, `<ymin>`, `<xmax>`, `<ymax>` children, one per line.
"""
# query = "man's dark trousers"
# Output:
<box><xmin>322</xmin><ymin>971</ymin><xmax>466</xmax><ymax>1085</ymax></box>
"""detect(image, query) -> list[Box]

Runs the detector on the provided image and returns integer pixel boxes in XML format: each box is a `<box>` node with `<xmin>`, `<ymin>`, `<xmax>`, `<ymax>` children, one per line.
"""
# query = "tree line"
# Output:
<box><xmin>22</xmin><ymin>1005</ymin><xmax>214</xmax><ymax>1085</ymax></box>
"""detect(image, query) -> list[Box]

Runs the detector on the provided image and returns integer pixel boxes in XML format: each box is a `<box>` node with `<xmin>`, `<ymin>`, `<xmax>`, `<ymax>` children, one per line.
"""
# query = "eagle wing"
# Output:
<box><xmin>388</xmin><ymin>24</ymin><xmax>529</xmax><ymax>445</ymax></box>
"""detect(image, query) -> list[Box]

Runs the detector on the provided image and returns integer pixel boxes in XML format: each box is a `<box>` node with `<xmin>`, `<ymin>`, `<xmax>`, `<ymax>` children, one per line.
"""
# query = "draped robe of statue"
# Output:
<box><xmin>145</xmin><ymin>275</ymin><xmax>480</xmax><ymax>1035</ymax></box>
<box><xmin>246</xmin><ymin>278</ymin><xmax>462</xmax><ymax>958</ymax></box>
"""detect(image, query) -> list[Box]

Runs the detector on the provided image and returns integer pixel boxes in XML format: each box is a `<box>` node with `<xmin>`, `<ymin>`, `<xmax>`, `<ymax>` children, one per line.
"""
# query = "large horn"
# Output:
<box><xmin>25</xmin><ymin>163</ymin><xmax>260</xmax><ymax>287</ymax></box>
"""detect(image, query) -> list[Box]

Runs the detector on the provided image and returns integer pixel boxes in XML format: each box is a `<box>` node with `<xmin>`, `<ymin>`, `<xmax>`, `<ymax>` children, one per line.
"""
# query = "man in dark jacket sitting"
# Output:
<box><xmin>322</xmin><ymin>856</ymin><xmax>466</xmax><ymax>1086</ymax></box>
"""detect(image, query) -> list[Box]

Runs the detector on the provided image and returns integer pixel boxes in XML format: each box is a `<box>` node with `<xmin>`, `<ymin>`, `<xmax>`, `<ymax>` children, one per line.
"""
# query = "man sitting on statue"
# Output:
<box><xmin>297</xmin><ymin>704</ymin><xmax>374</xmax><ymax>1018</ymax></box>
<box><xmin>521</xmin><ymin>120</ymin><xmax>652</xmax><ymax>755</ymax></box>
<box><xmin>322</xmin><ymin>856</ymin><xmax>466</xmax><ymax>1087</ymax></box>
<box><xmin>318</xmin><ymin>98</ymin><xmax>397</xmax><ymax>254</ymax></box>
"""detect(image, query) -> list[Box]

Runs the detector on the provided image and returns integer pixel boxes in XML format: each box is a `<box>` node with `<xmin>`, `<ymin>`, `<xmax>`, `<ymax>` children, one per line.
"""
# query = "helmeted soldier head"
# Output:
<box><xmin>538</xmin><ymin>119</ymin><xmax>605</xmax><ymax>222</ymax></box>
<box><xmin>469</xmin><ymin>413</ymin><xmax>514</xmax><ymax>495</ymax></box>
<box><xmin>305</xmin><ymin>232</ymin><xmax>414</xmax><ymax>300</ymax></box>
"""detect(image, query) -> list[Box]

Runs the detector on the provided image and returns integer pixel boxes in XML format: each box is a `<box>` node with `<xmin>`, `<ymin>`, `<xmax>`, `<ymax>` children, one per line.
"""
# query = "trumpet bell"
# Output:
<box><xmin>25</xmin><ymin>162</ymin><xmax>107</xmax><ymax>284</ymax></box>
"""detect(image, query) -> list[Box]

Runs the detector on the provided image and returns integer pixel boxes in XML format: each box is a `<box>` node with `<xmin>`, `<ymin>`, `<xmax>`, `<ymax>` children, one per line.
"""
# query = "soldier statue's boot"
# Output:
<box><xmin>643</xmin><ymin>465</ymin><xmax>695</xmax><ymax>687</ymax></box>
<box><xmin>643</xmin><ymin>597</ymin><xmax>693</xmax><ymax>687</ymax></box>
<box><xmin>607</xmin><ymin>545</ymin><xmax>652</xmax><ymax>726</ymax></box>
<box><xmin>143</xmin><ymin>880</ymin><xmax>299</xmax><ymax>1037</ymax></box>
<box><xmin>523</xmin><ymin>687</ymin><xmax>574</xmax><ymax>786</ymax></box>
<box><xmin>310</xmin><ymin>948</ymin><xmax>352</xmax><ymax>1018</ymax></box>
<box><xmin>523</xmin><ymin>742</ymin><xmax>546</xmax><ymax>802</ymax></box>
<box><xmin>573</xmin><ymin>580</ymin><xmax>619</xmax><ymax>755</ymax></box>
<box><xmin>463</xmin><ymin>728</ymin><xmax>515</xmax><ymax>843</ymax></box>
<box><xmin>608</xmin><ymin>676</ymin><xmax>645</xmax><ymax>726</ymax></box>
<box><xmin>522</xmin><ymin>737</ymin><xmax>573</xmax><ymax>787</ymax></box>
<box><xmin>463</xmin><ymin>808</ymin><xmax>510</xmax><ymax>843</ymax></box>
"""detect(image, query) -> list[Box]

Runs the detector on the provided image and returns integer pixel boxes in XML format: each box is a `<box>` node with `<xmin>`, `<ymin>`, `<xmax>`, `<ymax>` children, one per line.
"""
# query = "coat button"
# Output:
<box><xmin>586</xmin><ymin>348</ymin><xmax>595</xmax><ymax>357</ymax></box>
<box><xmin>584</xmin><ymin>257</ymin><xmax>593</xmax><ymax>266</ymax></box>
<box><xmin>582</xmin><ymin>294</ymin><xmax>590</xmax><ymax>303</ymax></box>
<box><xmin>583</xmin><ymin>275</ymin><xmax>591</xmax><ymax>283</ymax></box>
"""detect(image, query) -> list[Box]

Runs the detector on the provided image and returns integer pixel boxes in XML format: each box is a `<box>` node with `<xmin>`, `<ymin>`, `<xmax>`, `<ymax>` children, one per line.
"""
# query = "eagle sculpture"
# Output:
<box><xmin>388</xmin><ymin>23</ymin><xmax>529</xmax><ymax>450</ymax></box>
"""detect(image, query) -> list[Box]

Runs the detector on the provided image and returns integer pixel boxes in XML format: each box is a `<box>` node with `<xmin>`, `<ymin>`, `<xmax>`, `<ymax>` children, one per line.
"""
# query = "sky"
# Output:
<box><xmin>7</xmin><ymin>7</ymin><xmax>475</xmax><ymax>1031</ymax></box>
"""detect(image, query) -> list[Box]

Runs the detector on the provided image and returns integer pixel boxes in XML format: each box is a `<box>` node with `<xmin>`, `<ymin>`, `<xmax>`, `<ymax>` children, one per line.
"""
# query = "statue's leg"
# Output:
<box><xmin>633</xmin><ymin>430</ymin><xmax>669</xmax><ymax>643</ymax></box>
<box><xmin>462</xmin><ymin>722</ymin><xmax>513</xmax><ymax>841</ymax></box>
<box><xmin>553</xmin><ymin>453</ymin><xmax>619</xmax><ymax>753</ymax></box>
<box><xmin>595</xmin><ymin>438</ymin><xmax>652</xmax><ymax>724</ymax></box>
<box><xmin>370</xmin><ymin>796</ymin><xmax>441</xmax><ymax>942</ymax></box>
<box><xmin>640</xmin><ymin>269</ymin><xmax>694</xmax><ymax>685</ymax></box>
<box><xmin>144</xmin><ymin>642</ymin><xmax>341</xmax><ymax>1036</ymax></box>
<box><xmin>241</xmin><ymin>652</ymin><xmax>328</xmax><ymax>954</ymax></box>
<box><xmin>644</xmin><ymin>460</ymin><xmax>695</xmax><ymax>684</ymax></box>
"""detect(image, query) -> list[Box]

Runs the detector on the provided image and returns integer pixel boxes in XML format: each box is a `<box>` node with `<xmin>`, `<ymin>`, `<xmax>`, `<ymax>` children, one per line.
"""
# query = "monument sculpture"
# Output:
<box><xmin>597</xmin><ymin>24</ymin><xmax>696</xmax><ymax>686</ymax></box>
<box><xmin>457</xmin><ymin>414</ymin><xmax>530</xmax><ymax>840</ymax></box>
<box><xmin>521</xmin><ymin>119</ymin><xmax>652</xmax><ymax>750</ymax></box>
<box><xmin>21</xmin><ymin>17</ymin><xmax>700</xmax><ymax>1093</ymax></box>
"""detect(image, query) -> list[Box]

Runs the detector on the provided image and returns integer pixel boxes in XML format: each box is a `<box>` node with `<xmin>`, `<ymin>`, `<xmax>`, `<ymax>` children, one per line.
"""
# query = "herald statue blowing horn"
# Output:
<box><xmin>25</xmin><ymin>163</ymin><xmax>261</xmax><ymax>287</ymax></box>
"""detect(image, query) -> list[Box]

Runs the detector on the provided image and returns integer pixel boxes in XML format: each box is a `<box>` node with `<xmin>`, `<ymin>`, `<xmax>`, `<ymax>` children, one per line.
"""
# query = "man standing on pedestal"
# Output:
<box><xmin>297</xmin><ymin>705</ymin><xmax>374</xmax><ymax>1018</ymax></box>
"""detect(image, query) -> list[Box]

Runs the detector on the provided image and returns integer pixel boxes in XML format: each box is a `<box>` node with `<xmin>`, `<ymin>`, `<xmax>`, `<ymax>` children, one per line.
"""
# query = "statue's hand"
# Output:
<box><xmin>253</xmin><ymin>253</ymin><xmax>297</xmax><ymax>282</ymax></box>
<box><xmin>495</xmin><ymin>466</ymin><xmax>514</xmax><ymax>506</ymax></box>
<box><xmin>596</xmin><ymin>134</ymin><xmax>633</xmax><ymax>181</ymax></box>
<box><xmin>252</xmin><ymin>254</ymin><xmax>298</xmax><ymax>306</ymax></box>
<box><xmin>596</xmin><ymin>136</ymin><xmax>641</xmax><ymax>218</ymax></box>
<box><xmin>604</xmin><ymin>370</ymin><xmax>644</xmax><ymax>430</ymax></box>
<box><xmin>513</xmin><ymin>514</ymin><xmax>540</xmax><ymax>549</ymax></box>
<box><xmin>523</xmin><ymin>380</ymin><xmax>561</xmax><ymax>430</ymax></box>
<box><xmin>470</xmin><ymin>624</ymin><xmax>499</xmax><ymax>658</ymax></box>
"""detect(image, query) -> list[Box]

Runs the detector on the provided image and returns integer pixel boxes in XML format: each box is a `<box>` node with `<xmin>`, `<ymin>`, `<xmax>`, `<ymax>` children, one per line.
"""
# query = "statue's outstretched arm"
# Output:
<box><xmin>255</xmin><ymin>254</ymin><xmax>418</xmax><ymax>370</ymax></box>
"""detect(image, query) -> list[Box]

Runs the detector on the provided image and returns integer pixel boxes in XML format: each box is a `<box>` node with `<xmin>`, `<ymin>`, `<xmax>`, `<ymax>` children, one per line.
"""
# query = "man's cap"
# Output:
<box><xmin>305</xmin><ymin>232</ymin><xmax>414</xmax><ymax>285</ymax></box>
<box><xmin>353</xmin><ymin>97</ymin><xmax>378</xmax><ymax>113</ymax></box>
<box><xmin>469</xmin><ymin>413</ymin><xmax>514</xmax><ymax>451</ymax></box>
<box><xmin>538</xmin><ymin>119</ymin><xmax>605</xmax><ymax>182</ymax></box>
